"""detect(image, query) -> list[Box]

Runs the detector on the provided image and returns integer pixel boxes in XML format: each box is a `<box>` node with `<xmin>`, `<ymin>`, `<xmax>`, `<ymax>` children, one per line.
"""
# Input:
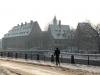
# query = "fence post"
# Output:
<box><xmin>37</xmin><ymin>54</ymin><xmax>39</xmax><ymax>60</ymax></box>
<box><xmin>1</xmin><ymin>52</ymin><xmax>3</xmax><ymax>57</ymax></box>
<box><xmin>88</xmin><ymin>55</ymin><xmax>89</xmax><ymax>65</ymax></box>
<box><xmin>8</xmin><ymin>52</ymin><xmax>9</xmax><ymax>57</ymax></box>
<box><xmin>25</xmin><ymin>53</ymin><xmax>27</xmax><ymax>59</ymax></box>
<box><xmin>15</xmin><ymin>53</ymin><xmax>18</xmax><ymax>58</ymax></box>
<box><xmin>51</xmin><ymin>55</ymin><xmax>54</xmax><ymax>62</ymax></box>
<box><xmin>71</xmin><ymin>55</ymin><xmax>75</xmax><ymax>64</ymax></box>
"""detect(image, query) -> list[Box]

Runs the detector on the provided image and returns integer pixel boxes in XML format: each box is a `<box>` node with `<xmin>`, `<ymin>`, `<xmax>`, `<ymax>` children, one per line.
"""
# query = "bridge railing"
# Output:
<box><xmin>0</xmin><ymin>51</ymin><xmax>100</xmax><ymax>66</ymax></box>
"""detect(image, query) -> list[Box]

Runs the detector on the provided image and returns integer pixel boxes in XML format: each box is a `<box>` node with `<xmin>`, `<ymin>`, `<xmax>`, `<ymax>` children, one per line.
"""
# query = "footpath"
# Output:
<box><xmin>0</xmin><ymin>57</ymin><xmax>100</xmax><ymax>75</ymax></box>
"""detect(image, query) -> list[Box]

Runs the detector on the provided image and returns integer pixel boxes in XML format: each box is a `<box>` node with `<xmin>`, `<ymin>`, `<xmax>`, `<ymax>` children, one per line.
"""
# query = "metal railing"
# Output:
<box><xmin>0</xmin><ymin>51</ymin><xmax>100</xmax><ymax>66</ymax></box>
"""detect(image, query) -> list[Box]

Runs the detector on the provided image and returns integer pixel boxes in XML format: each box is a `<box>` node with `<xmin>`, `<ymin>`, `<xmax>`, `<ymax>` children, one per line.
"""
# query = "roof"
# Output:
<box><xmin>49</xmin><ymin>24</ymin><xmax>70</xmax><ymax>39</ymax></box>
<box><xmin>3</xmin><ymin>21</ymin><xmax>36</xmax><ymax>38</ymax></box>
<box><xmin>77</xmin><ymin>22</ymin><xmax>96</xmax><ymax>37</ymax></box>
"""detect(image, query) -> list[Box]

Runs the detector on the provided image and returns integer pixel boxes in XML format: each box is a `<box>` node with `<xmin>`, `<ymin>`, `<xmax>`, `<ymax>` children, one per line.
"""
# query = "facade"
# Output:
<box><xmin>75</xmin><ymin>23</ymin><xmax>98</xmax><ymax>52</ymax></box>
<box><xmin>48</xmin><ymin>16</ymin><xmax>70</xmax><ymax>50</ymax></box>
<box><xmin>0</xmin><ymin>39</ymin><xmax>2</xmax><ymax>50</ymax></box>
<box><xmin>2</xmin><ymin>20</ymin><xmax>42</xmax><ymax>50</ymax></box>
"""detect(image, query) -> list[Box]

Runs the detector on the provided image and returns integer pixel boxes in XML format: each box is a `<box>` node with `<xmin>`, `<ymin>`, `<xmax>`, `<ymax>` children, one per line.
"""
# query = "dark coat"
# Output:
<box><xmin>54</xmin><ymin>49</ymin><xmax>60</xmax><ymax>57</ymax></box>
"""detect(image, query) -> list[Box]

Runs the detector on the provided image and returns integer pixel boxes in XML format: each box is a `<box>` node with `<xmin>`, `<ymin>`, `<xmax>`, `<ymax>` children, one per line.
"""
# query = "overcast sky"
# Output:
<box><xmin>0</xmin><ymin>0</ymin><xmax>100</xmax><ymax>39</ymax></box>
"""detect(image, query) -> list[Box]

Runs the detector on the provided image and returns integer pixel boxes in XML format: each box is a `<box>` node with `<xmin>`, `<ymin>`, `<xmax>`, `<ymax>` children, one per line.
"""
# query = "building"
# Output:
<box><xmin>0</xmin><ymin>39</ymin><xmax>2</xmax><ymax>50</ymax></box>
<box><xmin>48</xmin><ymin>16</ymin><xmax>70</xmax><ymax>50</ymax></box>
<box><xmin>75</xmin><ymin>22</ymin><xmax>98</xmax><ymax>52</ymax></box>
<box><xmin>2</xmin><ymin>20</ymin><xmax>42</xmax><ymax>50</ymax></box>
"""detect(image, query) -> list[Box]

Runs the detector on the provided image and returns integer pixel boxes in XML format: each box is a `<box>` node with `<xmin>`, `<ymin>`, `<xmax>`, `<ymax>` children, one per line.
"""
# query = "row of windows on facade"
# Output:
<box><xmin>12</xmin><ymin>27</ymin><xmax>32</xmax><ymax>32</ymax></box>
<box><xmin>55</xmin><ymin>30</ymin><xmax>69</xmax><ymax>33</ymax></box>
<box><xmin>57</xmin><ymin>33</ymin><xmax>67</xmax><ymax>37</ymax></box>
<box><xmin>4</xmin><ymin>31</ymin><xmax>29</xmax><ymax>36</ymax></box>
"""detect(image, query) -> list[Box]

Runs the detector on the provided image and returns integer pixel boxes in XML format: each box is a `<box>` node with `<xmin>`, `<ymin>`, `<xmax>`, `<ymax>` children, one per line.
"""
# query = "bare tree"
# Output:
<box><xmin>86</xmin><ymin>23</ymin><xmax>100</xmax><ymax>53</ymax></box>
<box><xmin>67</xmin><ymin>27</ymin><xmax>76</xmax><ymax>52</ymax></box>
<box><xmin>75</xmin><ymin>21</ymin><xmax>100</xmax><ymax>53</ymax></box>
<box><xmin>44</xmin><ymin>21</ymin><xmax>52</xmax><ymax>31</ymax></box>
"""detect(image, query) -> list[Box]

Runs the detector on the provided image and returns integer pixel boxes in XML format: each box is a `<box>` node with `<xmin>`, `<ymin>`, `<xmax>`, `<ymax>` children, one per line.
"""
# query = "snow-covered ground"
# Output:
<box><xmin>0</xmin><ymin>57</ymin><xmax>100</xmax><ymax>75</ymax></box>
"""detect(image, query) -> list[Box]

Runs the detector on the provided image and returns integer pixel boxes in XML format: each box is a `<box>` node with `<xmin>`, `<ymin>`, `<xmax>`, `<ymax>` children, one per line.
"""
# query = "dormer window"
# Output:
<box><xmin>57</xmin><ymin>33</ymin><xmax>60</xmax><ymax>37</ymax></box>
<box><xmin>62</xmin><ymin>34</ymin><xmax>65</xmax><ymax>37</ymax></box>
<box><xmin>63</xmin><ymin>30</ymin><xmax>65</xmax><ymax>32</ymax></box>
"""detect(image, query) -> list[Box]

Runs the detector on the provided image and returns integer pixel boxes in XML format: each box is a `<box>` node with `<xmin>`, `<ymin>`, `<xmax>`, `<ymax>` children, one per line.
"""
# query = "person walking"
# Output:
<box><xmin>54</xmin><ymin>48</ymin><xmax>60</xmax><ymax>66</ymax></box>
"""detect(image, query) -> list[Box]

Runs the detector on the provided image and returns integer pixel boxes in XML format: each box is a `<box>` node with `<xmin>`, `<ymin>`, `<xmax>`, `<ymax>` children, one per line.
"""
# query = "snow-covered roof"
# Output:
<box><xmin>49</xmin><ymin>24</ymin><xmax>70</xmax><ymax>39</ymax></box>
<box><xmin>3</xmin><ymin>21</ymin><xmax>36</xmax><ymax>38</ymax></box>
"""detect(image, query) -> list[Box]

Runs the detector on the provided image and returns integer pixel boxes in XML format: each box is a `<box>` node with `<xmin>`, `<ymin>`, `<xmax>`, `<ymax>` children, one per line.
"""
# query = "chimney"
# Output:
<box><xmin>17</xmin><ymin>24</ymin><xmax>19</xmax><ymax>26</ymax></box>
<box><xmin>25</xmin><ymin>22</ymin><xmax>27</xmax><ymax>25</ymax></box>
<box><xmin>21</xmin><ymin>23</ymin><xmax>23</xmax><ymax>25</ymax></box>
<box><xmin>30</xmin><ymin>20</ymin><xmax>33</xmax><ymax>24</ymax></box>
<box><xmin>21</xmin><ymin>23</ymin><xmax>23</xmax><ymax>26</ymax></box>
<box><xmin>59</xmin><ymin>20</ymin><xmax>61</xmax><ymax>28</ymax></box>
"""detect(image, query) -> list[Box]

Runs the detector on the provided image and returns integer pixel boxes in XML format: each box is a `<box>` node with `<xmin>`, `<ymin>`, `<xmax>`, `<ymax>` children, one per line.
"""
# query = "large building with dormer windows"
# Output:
<box><xmin>2</xmin><ymin>20</ymin><xmax>42</xmax><ymax>50</ymax></box>
<box><xmin>48</xmin><ymin>16</ymin><xmax>70</xmax><ymax>50</ymax></box>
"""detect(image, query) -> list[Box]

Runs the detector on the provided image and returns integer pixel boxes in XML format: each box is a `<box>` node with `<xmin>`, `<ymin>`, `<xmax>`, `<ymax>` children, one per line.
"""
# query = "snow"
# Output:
<box><xmin>49</xmin><ymin>24</ymin><xmax>70</xmax><ymax>39</ymax></box>
<box><xmin>3</xmin><ymin>21</ymin><xmax>35</xmax><ymax>38</ymax></box>
<box><xmin>1</xmin><ymin>64</ymin><xmax>64</xmax><ymax>75</ymax></box>
<box><xmin>0</xmin><ymin>57</ymin><xmax>100</xmax><ymax>75</ymax></box>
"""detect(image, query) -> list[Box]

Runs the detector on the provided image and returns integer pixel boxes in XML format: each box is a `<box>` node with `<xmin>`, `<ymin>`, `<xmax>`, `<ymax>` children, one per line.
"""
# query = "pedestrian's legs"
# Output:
<box><xmin>56</xmin><ymin>57</ymin><xmax>58</xmax><ymax>66</ymax></box>
<box><xmin>58</xmin><ymin>56</ymin><xmax>60</xmax><ymax>65</ymax></box>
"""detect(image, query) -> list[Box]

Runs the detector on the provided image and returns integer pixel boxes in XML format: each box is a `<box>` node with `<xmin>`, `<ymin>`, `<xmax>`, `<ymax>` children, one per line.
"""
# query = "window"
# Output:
<box><xmin>62</xmin><ymin>33</ymin><xmax>65</xmax><ymax>37</ymax></box>
<box><xmin>63</xmin><ymin>30</ymin><xmax>65</xmax><ymax>32</ymax></box>
<box><xmin>57</xmin><ymin>33</ymin><xmax>60</xmax><ymax>37</ymax></box>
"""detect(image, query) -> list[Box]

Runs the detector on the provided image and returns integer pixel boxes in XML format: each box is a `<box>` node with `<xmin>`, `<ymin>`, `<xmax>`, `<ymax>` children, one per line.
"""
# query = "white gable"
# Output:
<box><xmin>49</xmin><ymin>24</ymin><xmax>70</xmax><ymax>39</ymax></box>
<box><xmin>4</xmin><ymin>21</ymin><xmax>36</xmax><ymax>38</ymax></box>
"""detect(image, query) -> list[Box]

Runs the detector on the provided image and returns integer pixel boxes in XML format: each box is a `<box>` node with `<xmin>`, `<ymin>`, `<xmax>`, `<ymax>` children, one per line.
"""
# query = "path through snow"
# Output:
<box><xmin>0</xmin><ymin>57</ymin><xmax>100</xmax><ymax>75</ymax></box>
